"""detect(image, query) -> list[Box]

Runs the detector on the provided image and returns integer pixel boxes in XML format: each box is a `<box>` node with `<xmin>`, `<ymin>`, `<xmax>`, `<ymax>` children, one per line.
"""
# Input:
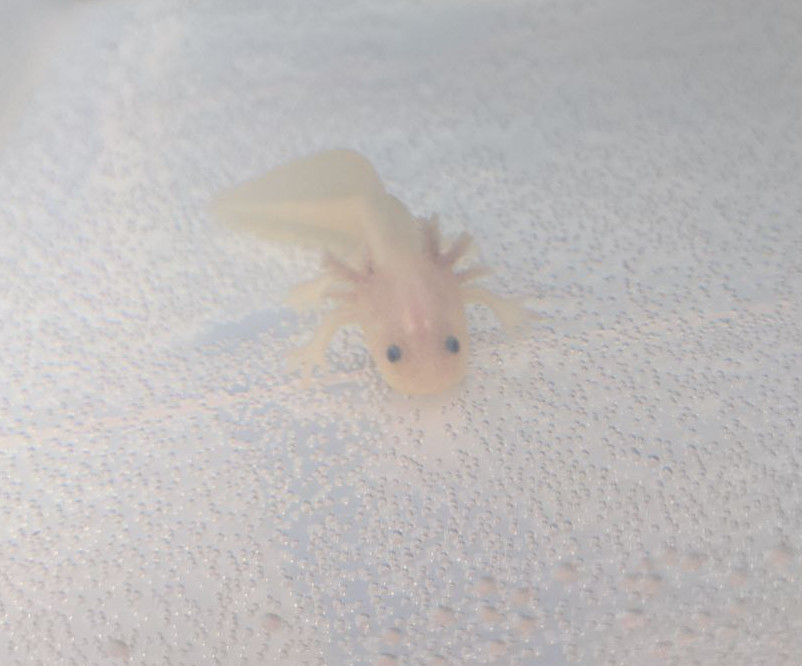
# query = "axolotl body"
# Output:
<box><xmin>212</xmin><ymin>149</ymin><xmax>529</xmax><ymax>395</ymax></box>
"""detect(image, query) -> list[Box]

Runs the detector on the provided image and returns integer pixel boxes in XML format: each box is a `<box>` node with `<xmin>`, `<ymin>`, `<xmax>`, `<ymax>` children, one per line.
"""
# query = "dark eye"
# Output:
<box><xmin>445</xmin><ymin>336</ymin><xmax>460</xmax><ymax>354</ymax></box>
<box><xmin>386</xmin><ymin>344</ymin><xmax>402</xmax><ymax>363</ymax></box>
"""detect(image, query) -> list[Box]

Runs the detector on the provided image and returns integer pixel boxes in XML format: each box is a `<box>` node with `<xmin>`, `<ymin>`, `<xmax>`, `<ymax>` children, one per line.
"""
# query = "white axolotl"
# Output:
<box><xmin>212</xmin><ymin>149</ymin><xmax>533</xmax><ymax>395</ymax></box>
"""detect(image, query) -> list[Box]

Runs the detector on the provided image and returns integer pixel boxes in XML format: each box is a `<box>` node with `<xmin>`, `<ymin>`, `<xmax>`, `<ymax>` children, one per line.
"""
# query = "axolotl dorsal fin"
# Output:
<box><xmin>211</xmin><ymin>148</ymin><xmax>410</xmax><ymax>262</ymax></box>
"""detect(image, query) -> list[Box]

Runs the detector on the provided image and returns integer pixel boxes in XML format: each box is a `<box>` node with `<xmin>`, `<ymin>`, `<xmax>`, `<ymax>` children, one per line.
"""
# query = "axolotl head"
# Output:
<box><xmin>357</xmin><ymin>261</ymin><xmax>469</xmax><ymax>395</ymax></box>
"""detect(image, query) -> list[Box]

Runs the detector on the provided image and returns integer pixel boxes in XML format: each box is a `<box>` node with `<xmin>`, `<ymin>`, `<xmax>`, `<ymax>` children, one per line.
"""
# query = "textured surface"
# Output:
<box><xmin>1</xmin><ymin>0</ymin><xmax>801</xmax><ymax>664</ymax></box>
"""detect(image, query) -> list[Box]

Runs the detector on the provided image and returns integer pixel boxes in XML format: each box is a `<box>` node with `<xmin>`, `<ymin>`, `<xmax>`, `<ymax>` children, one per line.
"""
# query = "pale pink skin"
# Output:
<box><xmin>322</xmin><ymin>219</ymin><xmax>473</xmax><ymax>395</ymax></box>
<box><xmin>213</xmin><ymin>149</ymin><xmax>531</xmax><ymax>395</ymax></box>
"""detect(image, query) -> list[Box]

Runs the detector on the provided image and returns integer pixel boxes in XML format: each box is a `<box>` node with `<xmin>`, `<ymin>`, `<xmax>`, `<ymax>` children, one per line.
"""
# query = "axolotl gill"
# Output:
<box><xmin>211</xmin><ymin>149</ymin><xmax>531</xmax><ymax>395</ymax></box>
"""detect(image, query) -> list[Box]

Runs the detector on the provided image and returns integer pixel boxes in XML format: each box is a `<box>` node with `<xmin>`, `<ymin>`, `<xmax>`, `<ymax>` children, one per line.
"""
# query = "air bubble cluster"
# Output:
<box><xmin>1</xmin><ymin>0</ymin><xmax>800</xmax><ymax>665</ymax></box>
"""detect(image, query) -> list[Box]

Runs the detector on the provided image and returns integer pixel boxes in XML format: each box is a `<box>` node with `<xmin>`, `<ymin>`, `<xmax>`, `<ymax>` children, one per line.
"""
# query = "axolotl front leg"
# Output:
<box><xmin>285</xmin><ymin>254</ymin><xmax>365</xmax><ymax>383</ymax></box>
<box><xmin>286</xmin><ymin>303</ymin><xmax>359</xmax><ymax>383</ymax></box>
<box><xmin>460</xmin><ymin>285</ymin><xmax>537</xmax><ymax>332</ymax></box>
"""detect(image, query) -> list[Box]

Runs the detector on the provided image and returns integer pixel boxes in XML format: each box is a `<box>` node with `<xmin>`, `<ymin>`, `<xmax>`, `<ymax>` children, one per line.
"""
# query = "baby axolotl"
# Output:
<box><xmin>211</xmin><ymin>149</ymin><xmax>532</xmax><ymax>395</ymax></box>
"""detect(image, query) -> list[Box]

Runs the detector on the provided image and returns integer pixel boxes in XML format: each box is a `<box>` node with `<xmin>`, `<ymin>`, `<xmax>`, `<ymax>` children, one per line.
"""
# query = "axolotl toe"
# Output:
<box><xmin>211</xmin><ymin>149</ymin><xmax>532</xmax><ymax>395</ymax></box>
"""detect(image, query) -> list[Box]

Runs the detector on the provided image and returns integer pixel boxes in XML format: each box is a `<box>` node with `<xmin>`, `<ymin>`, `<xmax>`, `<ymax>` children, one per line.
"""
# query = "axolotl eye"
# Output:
<box><xmin>386</xmin><ymin>344</ymin><xmax>402</xmax><ymax>363</ymax></box>
<box><xmin>445</xmin><ymin>335</ymin><xmax>460</xmax><ymax>354</ymax></box>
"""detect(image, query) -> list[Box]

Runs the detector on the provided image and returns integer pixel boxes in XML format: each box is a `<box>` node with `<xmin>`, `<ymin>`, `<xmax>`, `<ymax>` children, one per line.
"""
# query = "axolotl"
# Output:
<box><xmin>211</xmin><ymin>149</ymin><xmax>531</xmax><ymax>395</ymax></box>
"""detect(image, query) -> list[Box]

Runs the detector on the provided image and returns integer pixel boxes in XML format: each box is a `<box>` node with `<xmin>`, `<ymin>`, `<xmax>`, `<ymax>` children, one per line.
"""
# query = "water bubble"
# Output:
<box><xmin>382</xmin><ymin>628</ymin><xmax>402</xmax><ymax>646</ymax></box>
<box><xmin>487</xmin><ymin>639</ymin><xmax>508</xmax><ymax>658</ymax></box>
<box><xmin>263</xmin><ymin>613</ymin><xmax>283</xmax><ymax>634</ymax></box>
<box><xmin>681</xmin><ymin>551</ymin><xmax>708</xmax><ymax>571</ymax></box>
<box><xmin>620</xmin><ymin>609</ymin><xmax>646</xmax><ymax>630</ymax></box>
<box><xmin>479</xmin><ymin>605</ymin><xmax>502</xmax><ymax>626</ymax></box>
<box><xmin>554</xmin><ymin>561</ymin><xmax>580</xmax><ymax>583</ymax></box>
<box><xmin>104</xmin><ymin>639</ymin><xmax>130</xmax><ymax>660</ymax></box>
<box><xmin>766</xmin><ymin>544</ymin><xmax>794</xmax><ymax>569</ymax></box>
<box><xmin>433</xmin><ymin>606</ymin><xmax>456</xmax><ymax>627</ymax></box>
<box><xmin>475</xmin><ymin>575</ymin><xmax>498</xmax><ymax>597</ymax></box>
